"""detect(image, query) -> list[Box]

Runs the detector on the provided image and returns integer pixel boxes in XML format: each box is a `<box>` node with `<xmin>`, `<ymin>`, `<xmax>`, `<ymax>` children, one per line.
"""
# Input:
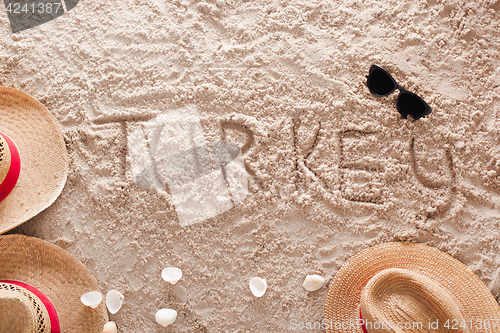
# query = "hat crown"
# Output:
<box><xmin>0</xmin><ymin>297</ymin><xmax>34</xmax><ymax>333</ymax></box>
<box><xmin>360</xmin><ymin>268</ymin><xmax>469</xmax><ymax>333</ymax></box>
<box><xmin>0</xmin><ymin>283</ymin><xmax>51</xmax><ymax>333</ymax></box>
<box><xmin>0</xmin><ymin>134</ymin><xmax>11</xmax><ymax>185</ymax></box>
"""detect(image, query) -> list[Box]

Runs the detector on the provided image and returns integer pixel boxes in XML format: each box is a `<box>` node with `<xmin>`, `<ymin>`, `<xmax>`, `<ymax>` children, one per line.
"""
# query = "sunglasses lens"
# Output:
<box><xmin>397</xmin><ymin>92</ymin><xmax>430</xmax><ymax>119</ymax></box>
<box><xmin>367</xmin><ymin>68</ymin><xmax>396</xmax><ymax>96</ymax></box>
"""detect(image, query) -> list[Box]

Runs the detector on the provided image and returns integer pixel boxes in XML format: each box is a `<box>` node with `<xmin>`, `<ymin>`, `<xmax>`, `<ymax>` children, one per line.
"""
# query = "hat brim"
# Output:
<box><xmin>324</xmin><ymin>242</ymin><xmax>500</xmax><ymax>332</ymax></box>
<box><xmin>0</xmin><ymin>87</ymin><xmax>68</xmax><ymax>234</ymax></box>
<box><xmin>0</xmin><ymin>234</ymin><xmax>108</xmax><ymax>332</ymax></box>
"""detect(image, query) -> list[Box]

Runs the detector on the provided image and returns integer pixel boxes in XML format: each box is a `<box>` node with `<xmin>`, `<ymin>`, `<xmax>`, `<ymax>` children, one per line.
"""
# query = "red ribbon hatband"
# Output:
<box><xmin>1</xmin><ymin>280</ymin><xmax>60</xmax><ymax>333</ymax></box>
<box><xmin>0</xmin><ymin>132</ymin><xmax>21</xmax><ymax>203</ymax></box>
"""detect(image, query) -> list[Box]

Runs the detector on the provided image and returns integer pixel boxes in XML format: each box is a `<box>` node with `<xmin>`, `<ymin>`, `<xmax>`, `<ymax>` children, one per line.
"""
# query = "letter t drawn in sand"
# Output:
<box><xmin>127</xmin><ymin>106</ymin><xmax>249</xmax><ymax>226</ymax></box>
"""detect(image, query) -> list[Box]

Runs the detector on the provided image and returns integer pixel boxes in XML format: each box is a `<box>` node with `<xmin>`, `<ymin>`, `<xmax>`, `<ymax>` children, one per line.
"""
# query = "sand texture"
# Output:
<box><xmin>2</xmin><ymin>0</ymin><xmax>500</xmax><ymax>331</ymax></box>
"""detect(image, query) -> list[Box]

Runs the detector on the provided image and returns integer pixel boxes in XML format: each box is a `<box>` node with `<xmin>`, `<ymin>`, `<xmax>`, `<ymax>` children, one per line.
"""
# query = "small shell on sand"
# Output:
<box><xmin>162</xmin><ymin>267</ymin><xmax>182</xmax><ymax>284</ymax></box>
<box><xmin>106</xmin><ymin>290</ymin><xmax>125</xmax><ymax>314</ymax></box>
<box><xmin>249</xmin><ymin>277</ymin><xmax>267</xmax><ymax>297</ymax></box>
<box><xmin>302</xmin><ymin>274</ymin><xmax>325</xmax><ymax>292</ymax></box>
<box><xmin>81</xmin><ymin>291</ymin><xmax>103</xmax><ymax>309</ymax></box>
<box><xmin>102</xmin><ymin>321</ymin><xmax>117</xmax><ymax>333</ymax></box>
<box><xmin>155</xmin><ymin>308</ymin><xmax>177</xmax><ymax>327</ymax></box>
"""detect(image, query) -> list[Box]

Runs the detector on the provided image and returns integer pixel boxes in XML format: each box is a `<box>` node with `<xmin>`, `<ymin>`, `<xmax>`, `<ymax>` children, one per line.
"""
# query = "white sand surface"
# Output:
<box><xmin>2</xmin><ymin>0</ymin><xmax>500</xmax><ymax>331</ymax></box>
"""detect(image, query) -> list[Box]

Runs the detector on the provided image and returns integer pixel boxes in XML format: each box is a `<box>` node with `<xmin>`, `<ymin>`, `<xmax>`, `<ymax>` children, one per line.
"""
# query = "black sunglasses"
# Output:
<box><xmin>366</xmin><ymin>65</ymin><xmax>432</xmax><ymax>120</ymax></box>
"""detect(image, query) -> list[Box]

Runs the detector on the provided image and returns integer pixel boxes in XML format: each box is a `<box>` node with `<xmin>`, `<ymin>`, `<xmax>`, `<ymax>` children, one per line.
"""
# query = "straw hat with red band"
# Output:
<box><xmin>0</xmin><ymin>132</ymin><xmax>21</xmax><ymax>202</ymax></box>
<box><xmin>0</xmin><ymin>87</ymin><xmax>68</xmax><ymax>234</ymax></box>
<box><xmin>0</xmin><ymin>234</ymin><xmax>108</xmax><ymax>333</ymax></box>
<box><xmin>0</xmin><ymin>281</ymin><xmax>59</xmax><ymax>333</ymax></box>
<box><xmin>324</xmin><ymin>242</ymin><xmax>500</xmax><ymax>333</ymax></box>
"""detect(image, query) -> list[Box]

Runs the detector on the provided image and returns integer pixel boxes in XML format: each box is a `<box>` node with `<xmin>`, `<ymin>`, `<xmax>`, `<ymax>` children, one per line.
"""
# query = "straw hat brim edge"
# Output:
<box><xmin>324</xmin><ymin>242</ymin><xmax>500</xmax><ymax>333</ymax></box>
<box><xmin>0</xmin><ymin>234</ymin><xmax>108</xmax><ymax>332</ymax></box>
<box><xmin>0</xmin><ymin>87</ymin><xmax>69</xmax><ymax>234</ymax></box>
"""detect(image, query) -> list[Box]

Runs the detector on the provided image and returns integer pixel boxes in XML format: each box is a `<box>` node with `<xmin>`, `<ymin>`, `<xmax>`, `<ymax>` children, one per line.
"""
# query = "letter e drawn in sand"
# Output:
<box><xmin>128</xmin><ymin>106</ymin><xmax>249</xmax><ymax>226</ymax></box>
<box><xmin>339</xmin><ymin>130</ymin><xmax>384</xmax><ymax>204</ymax></box>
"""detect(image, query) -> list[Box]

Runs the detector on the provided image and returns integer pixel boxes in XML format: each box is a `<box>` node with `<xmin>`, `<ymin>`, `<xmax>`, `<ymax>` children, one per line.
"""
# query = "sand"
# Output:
<box><xmin>1</xmin><ymin>0</ymin><xmax>500</xmax><ymax>331</ymax></box>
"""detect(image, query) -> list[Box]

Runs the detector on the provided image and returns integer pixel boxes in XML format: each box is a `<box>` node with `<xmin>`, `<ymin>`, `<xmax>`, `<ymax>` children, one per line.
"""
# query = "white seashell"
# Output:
<box><xmin>106</xmin><ymin>290</ymin><xmax>124</xmax><ymax>314</ymax></box>
<box><xmin>162</xmin><ymin>267</ymin><xmax>182</xmax><ymax>284</ymax></box>
<box><xmin>155</xmin><ymin>308</ymin><xmax>177</xmax><ymax>327</ymax></box>
<box><xmin>302</xmin><ymin>274</ymin><xmax>325</xmax><ymax>292</ymax></box>
<box><xmin>102</xmin><ymin>321</ymin><xmax>117</xmax><ymax>333</ymax></box>
<box><xmin>249</xmin><ymin>277</ymin><xmax>267</xmax><ymax>297</ymax></box>
<box><xmin>81</xmin><ymin>291</ymin><xmax>103</xmax><ymax>309</ymax></box>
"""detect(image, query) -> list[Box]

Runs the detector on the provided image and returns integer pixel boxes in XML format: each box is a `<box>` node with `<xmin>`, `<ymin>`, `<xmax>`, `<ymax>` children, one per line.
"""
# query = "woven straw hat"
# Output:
<box><xmin>0</xmin><ymin>234</ymin><xmax>108</xmax><ymax>333</ymax></box>
<box><xmin>324</xmin><ymin>242</ymin><xmax>500</xmax><ymax>333</ymax></box>
<box><xmin>0</xmin><ymin>87</ymin><xmax>68</xmax><ymax>234</ymax></box>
